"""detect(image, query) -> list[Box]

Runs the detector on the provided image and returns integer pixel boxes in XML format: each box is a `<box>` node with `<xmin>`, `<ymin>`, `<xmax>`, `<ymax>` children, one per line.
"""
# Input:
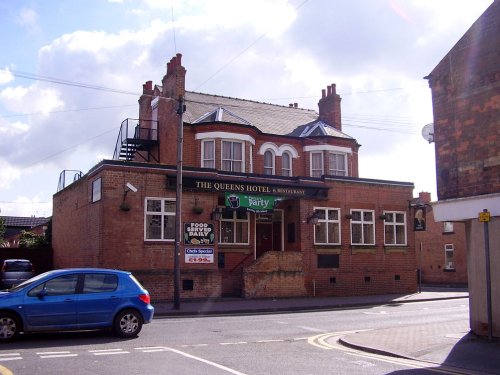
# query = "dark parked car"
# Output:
<box><xmin>0</xmin><ymin>268</ymin><xmax>154</xmax><ymax>342</ymax></box>
<box><xmin>1</xmin><ymin>259</ymin><xmax>34</xmax><ymax>289</ymax></box>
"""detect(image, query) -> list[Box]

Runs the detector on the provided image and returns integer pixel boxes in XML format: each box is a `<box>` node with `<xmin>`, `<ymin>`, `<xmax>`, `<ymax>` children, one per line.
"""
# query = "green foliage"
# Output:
<box><xmin>0</xmin><ymin>217</ymin><xmax>5</xmax><ymax>246</ymax></box>
<box><xmin>19</xmin><ymin>230</ymin><xmax>49</xmax><ymax>248</ymax></box>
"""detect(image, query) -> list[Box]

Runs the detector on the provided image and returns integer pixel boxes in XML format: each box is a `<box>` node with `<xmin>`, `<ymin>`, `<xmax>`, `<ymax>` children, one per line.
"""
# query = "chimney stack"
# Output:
<box><xmin>318</xmin><ymin>84</ymin><xmax>342</xmax><ymax>131</ymax></box>
<box><xmin>162</xmin><ymin>53</ymin><xmax>186</xmax><ymax>98</ymax></box>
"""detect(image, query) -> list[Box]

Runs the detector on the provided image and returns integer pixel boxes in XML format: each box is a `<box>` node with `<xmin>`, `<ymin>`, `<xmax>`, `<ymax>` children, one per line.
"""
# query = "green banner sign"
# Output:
<box><xmin>225</xmin><ymin>193</ymin><xmax>282</xmax><ymax>213</ymax></box>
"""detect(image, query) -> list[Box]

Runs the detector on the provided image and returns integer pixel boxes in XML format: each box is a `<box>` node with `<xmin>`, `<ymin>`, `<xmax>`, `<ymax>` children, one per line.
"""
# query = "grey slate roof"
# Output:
<box><xmin>183</xmin><ymin>91</ymin><xmax>353</xmax><ymax>139</ymax></box>
<box><xmin>0</xmin><ymin>216</ymin><xmax>49</xmax><ymax>228</ymax></box>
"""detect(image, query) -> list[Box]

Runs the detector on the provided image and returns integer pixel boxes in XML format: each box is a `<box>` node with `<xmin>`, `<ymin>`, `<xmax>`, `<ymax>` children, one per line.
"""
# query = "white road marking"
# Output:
<box><xmin>89</xmin><ymin>349</ymin><xmax>129</xmax><ymax>356</ymax></box>
<box><xmin>220</xmin><ymin>341</ymin><xmax>248</xmax><ymax>345</ymax></box>
<box><xmin>164</xmin><ymin>347</ymin><xmax>249</xmax><ymax>375</ymax></box>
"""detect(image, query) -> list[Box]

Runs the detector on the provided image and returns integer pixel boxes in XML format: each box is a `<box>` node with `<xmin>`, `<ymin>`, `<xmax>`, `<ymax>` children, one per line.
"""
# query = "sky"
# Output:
<box><xmin>0</xmin><ymin>0</ymin><xmax>493</xmax><ymax>218</ymax></box>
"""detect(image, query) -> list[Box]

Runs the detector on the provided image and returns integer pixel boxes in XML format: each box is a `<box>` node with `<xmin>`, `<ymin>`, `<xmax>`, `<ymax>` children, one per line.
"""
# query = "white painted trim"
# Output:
<box><xmin>151</xmin><ymin>96</ymin><xmax>159</xmax><ymax>108</ymax></box>
<box><xmin>279</xmin><ymin>144</ymin><xmax>299</xmax><ymax>158</ymax></box>
<box><xmin>431</xmin><ymin>193</ymin><xmax>500</xmax><ymax>221</ymax></box>
<box><xmin>195</xmin><ymin>131</ymin><xmax>256</xmax><ymax>145</ymax></box>
<box><xmin>304</xmin><ymin>145</ymin><xmax>352</xmax><ymax>154</ymax></box>
<box><xmin>258</xmin><ymin>142</ymin><xmax>279</xmax><ymax>155</ymax></box>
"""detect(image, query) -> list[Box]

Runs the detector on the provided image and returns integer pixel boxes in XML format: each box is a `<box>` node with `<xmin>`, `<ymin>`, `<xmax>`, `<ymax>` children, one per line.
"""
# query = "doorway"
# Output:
<box><xmin>255</xmin><ymin>210</ymin><xmax>283</xmax><ymax>258</ymax></box>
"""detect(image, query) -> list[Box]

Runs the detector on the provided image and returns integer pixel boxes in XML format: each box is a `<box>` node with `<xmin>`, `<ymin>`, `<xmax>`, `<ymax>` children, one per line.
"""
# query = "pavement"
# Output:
<box><xmin>153</xmin><ymin>287</ymin><xmax>500</xmax><ymax>374</ymax></box>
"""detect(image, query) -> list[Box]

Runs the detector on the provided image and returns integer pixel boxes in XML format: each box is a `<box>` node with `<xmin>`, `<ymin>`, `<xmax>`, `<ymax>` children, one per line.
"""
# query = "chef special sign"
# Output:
<box><xmin>184</xmin><ymin>222</ymin><xmax>215</xmax><ymax>245</ymax></box>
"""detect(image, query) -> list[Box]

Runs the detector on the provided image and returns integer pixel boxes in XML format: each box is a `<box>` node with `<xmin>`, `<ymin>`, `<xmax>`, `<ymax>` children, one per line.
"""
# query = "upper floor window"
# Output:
<box><xmin>282</xmin><ymin>152</ymin><xmax>292</xmax><ymax>176</ymax></box>
<box><xmin>351</xmin><ymin>210</ymin><xmax>375</xmax><ymax>245</ymax></box>
<box><xmin>220</xmin><ymin>209</ymin><xmax>249</xmax><ymax>244</ymax></box>
<box><xmin>328</xmin><ymin>153</ymin><xmax>347</xmax><ymax>176</ymax></box>
<box><xmin>222</xmin><ymin>141</ymin><xmax>243</xmax><ymax>172</ymax></box>
<box><xmin>384</xmin><ymin>211</ymin><xmax>407</xmax><ymax>245</ymax></box>
<box><xmin>310</xmin><ymin>152</ymin><xmax>324</xmax><ymax>177</ymax></box>
<box><xmin>443</xmin><ymin>222</ymin><xmax>454</xmax><ymax>233</ymax></box>
<box><xmin>314</xmin><ymin>208</ymin><xmax>341</xmax><ymax>245</ymax></box>
<box><xmin>263</xmin><ymin>150</ymin><xmax>275</xmax><ymax>175</ymax></box>
<box><xmin>202</xmin><ymin>140</ymin><xmax>215</xmax><ymax>168</ymax></box>
<box><xmin>145</xmin><ymin>198</ymin><xmax>176</xmax><ymax>241</ymax></box>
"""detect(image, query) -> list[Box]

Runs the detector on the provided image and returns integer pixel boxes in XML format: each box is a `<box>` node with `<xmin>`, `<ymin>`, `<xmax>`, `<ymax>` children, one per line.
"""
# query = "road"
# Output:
<box><xmin>0</xmin><ymin>299</ymin><xmax>472</xmax><ymax>375</ymax></box>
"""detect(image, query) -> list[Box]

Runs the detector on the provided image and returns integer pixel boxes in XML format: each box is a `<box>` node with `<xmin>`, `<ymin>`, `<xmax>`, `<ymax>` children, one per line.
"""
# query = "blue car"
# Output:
<box><xmin>0</xmin><ymin>268</ymin><xmax>154</xmax><ymax>342</ymax></box>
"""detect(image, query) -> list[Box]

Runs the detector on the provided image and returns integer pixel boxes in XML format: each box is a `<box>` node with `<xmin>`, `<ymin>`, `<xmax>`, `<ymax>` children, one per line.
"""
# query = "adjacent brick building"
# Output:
<box><xmin>413</xmin><ymin>193</ymin><xmax>467</xmax><ymax>286</ymax></box>
<box><xmin>425</xmin><ymin>0</ymin><xmax>499</xmax><ymax>338</ymax></box>
<box><xmin>53</xmin><ymin>54</ymin><xmax>418</xmax><ymax>302</ymax></box>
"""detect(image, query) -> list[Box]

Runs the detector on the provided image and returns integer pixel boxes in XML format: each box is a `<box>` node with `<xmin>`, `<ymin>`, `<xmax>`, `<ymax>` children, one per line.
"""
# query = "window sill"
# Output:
<box><xmin>444</xmin><ymin>268</ymin><xmax>456</xmax><ymax>272</ymax></box>
<box><xmin>384</xmin><ymin>246</ymin><xmax>409</xmax><ymax>253</ymax></box>
<box><xmin>351</xmin><ymin>246</ymin><xmax>377</xmax><ymax>254</ymax></box>
<box><xmin>314</xmin><ymin>246</ymin><xmax>341</xmax><ymax>254</ymax></box>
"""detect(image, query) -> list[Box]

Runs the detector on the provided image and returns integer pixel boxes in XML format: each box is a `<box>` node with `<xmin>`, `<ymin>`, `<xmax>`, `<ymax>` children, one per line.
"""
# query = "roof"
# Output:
<box><xmin>0</xmin><ymin>216</ymin><xmax>50</xmax><ymax>228</ymax></box>
<box><xmin>181</xmin><ymin>91</ymin><xmax>354</xmax><ymax>140</ymax></box>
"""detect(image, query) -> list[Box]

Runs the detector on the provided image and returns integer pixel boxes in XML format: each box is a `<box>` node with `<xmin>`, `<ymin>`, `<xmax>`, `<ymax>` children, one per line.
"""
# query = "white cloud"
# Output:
<box><xmin>0</xmin><ymin>68</ymin><xmax>14</xmax><ymax>85</ymax></box>
<box><xmin>16</xmin><ymin>7</ymin><xmax>40</xmax><ymax>33</ymax></box>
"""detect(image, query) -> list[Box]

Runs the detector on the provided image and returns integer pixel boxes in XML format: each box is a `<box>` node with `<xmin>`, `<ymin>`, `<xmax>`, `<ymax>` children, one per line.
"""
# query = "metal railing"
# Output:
<box><xmin>113</xmin><ymin>118</ymin><xmax>158</xmax><ymax>160</ymax></box>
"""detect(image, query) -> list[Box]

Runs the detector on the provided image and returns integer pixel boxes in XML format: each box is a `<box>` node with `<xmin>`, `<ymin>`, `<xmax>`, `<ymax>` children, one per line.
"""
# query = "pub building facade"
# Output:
<box><xmin>52</xmin><ymin>54</ymin><xmax>417</xmax><ymax>301</ymax></box>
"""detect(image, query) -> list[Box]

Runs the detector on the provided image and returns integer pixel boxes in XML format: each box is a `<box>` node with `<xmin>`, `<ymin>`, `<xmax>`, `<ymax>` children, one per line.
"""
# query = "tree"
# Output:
<box><xmin>0</xmin><ymin>217</ymin><xmax>5</xmax><ymax>246</ymax></box>
<box><xmin>19</xmin><ymin>230</ymin><xmax>48</xmax><ymax>248</ymax></box>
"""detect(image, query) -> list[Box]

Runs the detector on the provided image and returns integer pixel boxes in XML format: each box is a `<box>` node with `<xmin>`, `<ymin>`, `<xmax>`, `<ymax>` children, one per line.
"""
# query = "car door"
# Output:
<box><xmin>22</xmin><ymin>273</ymin><xmax>79</xmax><ymax>330</ymax></box>
<box><xmin>77</xmin><ymin>272</ymin><xmax>122</xmax><ymax>327</ymax></box>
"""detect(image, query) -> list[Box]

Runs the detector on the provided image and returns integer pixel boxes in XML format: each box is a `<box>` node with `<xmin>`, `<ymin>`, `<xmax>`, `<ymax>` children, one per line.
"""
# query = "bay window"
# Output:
<box><xmin>202</xmin><ymin>140</ymin><xmax>215</xmax><ymax>168</ymax></box>
<box><xmin>222</xmin><ymin>141</ymin><xmax>243</xmax><ymax>172</ymax></box>
<box><xmin>310</xmin><ymin>152</ymin><xmax>323</xmax><ymax>177</ymax></box>
<box><xmin>328</xmin><ymin>152</ymin><xmax>347</xmax><ymax>176</ymax></box>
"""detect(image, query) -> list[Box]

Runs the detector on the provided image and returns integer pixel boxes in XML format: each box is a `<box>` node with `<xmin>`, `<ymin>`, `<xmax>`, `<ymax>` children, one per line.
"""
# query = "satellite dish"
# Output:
<box><xmin>421</xmin><ymin>123</ymin><xmax>434</xmax><ymax>143</ymax></box>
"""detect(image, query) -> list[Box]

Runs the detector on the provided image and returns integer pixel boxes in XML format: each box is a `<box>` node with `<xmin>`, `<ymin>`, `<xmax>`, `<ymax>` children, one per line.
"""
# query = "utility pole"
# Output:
<box><xmin>173</xmin><ymin>95</ymin><xmax>185</xmax><ymax>310</ymax></box>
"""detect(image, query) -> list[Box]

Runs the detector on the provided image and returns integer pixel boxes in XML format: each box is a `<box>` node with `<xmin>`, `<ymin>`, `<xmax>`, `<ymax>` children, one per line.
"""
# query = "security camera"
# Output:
<box><xmin>126</xmin><ymin>182</ymin><xmax>138</xmax><ymax>193</ymax></box>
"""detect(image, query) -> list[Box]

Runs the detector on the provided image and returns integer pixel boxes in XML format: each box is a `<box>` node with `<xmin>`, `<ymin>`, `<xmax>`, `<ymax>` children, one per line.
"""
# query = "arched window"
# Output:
<box><xmin>263</xmin><ymin>150</ymin><xmax>275</xmax><ymax>175</ymax></box>
<box><xmin>282</xmin><ymin>151</ymin><xmax>292</xmax><ymax>176</ymax></box>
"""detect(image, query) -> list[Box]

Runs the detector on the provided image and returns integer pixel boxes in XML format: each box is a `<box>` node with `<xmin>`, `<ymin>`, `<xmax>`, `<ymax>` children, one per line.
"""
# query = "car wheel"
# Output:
<box><xmin>0</xmin><ymin>312</ymin><xmax>21</xmax><ymax>342</ymax></box>
<box><xmin>113</xmin><ymin>309</ymin><xmax>143</xmax><ymax>338</ymax></box>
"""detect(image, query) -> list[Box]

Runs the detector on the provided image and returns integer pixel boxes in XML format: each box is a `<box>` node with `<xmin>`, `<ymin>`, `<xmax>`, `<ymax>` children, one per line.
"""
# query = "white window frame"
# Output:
<box><xmin>328</xmin><ymin>152</ymin><xmax>347</xmax><ymax>176</ymax></box>
<box><xmin>219</xmin><ymin>209</ymin><xmax>249</xmax><ymax>245</ymax></box>
<box><xmin>310</xmin><ymin>151</ymin><xmax>324</xmax><ymax>177</ymax></box>
<box><xmin>350</xmin><ymin>209</ymin><xmax>375</xmax><ymax>245</ymax></box>
<box><xmin>263</xmin><ymin>150</ymin><xmax>275</xmax><ymax>175</ymax></box>
<box><xmin>445</xmin><ymin>244</ymin><xmax>455</xmax><ymax>269</ymax></box>
<box><xmin>201</xmin><ymin>139</ymin><xmax>215</xmax><ymax>168</ymax></box>
<box><xmin>443</xmin><ymin>222</ymin><xmax>454</xmax><ymax>233</ymax></box>
<box><xmin>282</xmin><ymin>151</ymin><xmax>292</xmax><ymax>176</ymax></box>
<box><xmin>383</xmin><ymin>211</ymin><xmax>407</xmax><ymax>245</ymax></box>
<box><xmin>221</xmin><ymin>140</ymin><xmax>244</xmax><ymax>172</ymax></box>
<box><xmin>91</xmin><ymin>177</ymin><xmax>102</xmax><ymax>203</ymax></box>
<box><xmin>313</xmin><ymin>207</ymin><xmax>341</xmax><ymax>245</ymax></box>
<box><xmin>144</xmin><ymin>198</ymin><xmax>176</xmax><ymax>241</ymax></box>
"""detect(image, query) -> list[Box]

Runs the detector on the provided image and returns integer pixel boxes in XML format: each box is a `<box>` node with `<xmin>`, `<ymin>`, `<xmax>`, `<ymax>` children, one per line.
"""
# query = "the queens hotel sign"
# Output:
<box><xmin>167</xmin><ymin>175</ymin><xmax>328</xmax><ymax>199</ymax></box>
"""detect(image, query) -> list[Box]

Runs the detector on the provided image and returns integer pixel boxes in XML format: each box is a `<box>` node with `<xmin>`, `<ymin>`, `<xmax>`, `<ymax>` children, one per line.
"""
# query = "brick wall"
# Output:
<box><xmin>428</xmin><ymin>1</ymin><xmax>500</xmax><ymax>199</ymax></box>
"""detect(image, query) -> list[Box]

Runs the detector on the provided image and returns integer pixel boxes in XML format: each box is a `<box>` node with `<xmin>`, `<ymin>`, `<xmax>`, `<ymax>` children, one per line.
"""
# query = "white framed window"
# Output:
<box><xmin>328</xmin><ymin>152</ymin><xmax>347</xmax><ymax>176</ymax></box>
<box><xmin>384</xmin><ymin>211</ymin><xmax>407</xmax><ymax>245</ymax></box>
<box><xmin>202</xmin><ymin>139</ymin><xmax>215</xmax><ymax>168</ymax></box>
<box><xmin>351</xmin><ymin>209</ymin><xmax>375</xmax><ymax>245</ymax></box>
<box><xmin>263</xmin><ymin>150</ymin><xmax>275</xmax><ymax>175</ymax></box>
<box><xmin>310</xmin><ymin>151</ymin><xmax>323</xmax><ymax>177</ymax></box>
<box><xmin>445</xmin><ymin>244</ymin><xmax>455</xmax><ymax>269</ymax></box>
<box><xmin>144</xmin><ymin>198</ymin><xmax>176</xmax><ymax>241</ymax></box>
<box><xmin>91</xmin><ymin>177</ymin><xmax>102</xmax><ymax>203</ymax></box>
<box><xmin>314</xmin><ymin>208</ymin><xmax>341</xmax><ymax>245</ymax></box>
<box><xmin>443</xmin><ymin>222</ymin><xmax>454</xmax><ymax>233</ymax></box>
<box><xmin>220</xmin><ymin>209</ymin><xmax>249</xmax><ymax>244</ymax></box>
<box><xmin>282</xmin><ymin>151</ymin><xmax>292</xmax><ymax>176</ymax></box>
<box><xmin>221</xmin><ymin>140</ymin><xmax>243</xmax><ymax>172</ymax></box>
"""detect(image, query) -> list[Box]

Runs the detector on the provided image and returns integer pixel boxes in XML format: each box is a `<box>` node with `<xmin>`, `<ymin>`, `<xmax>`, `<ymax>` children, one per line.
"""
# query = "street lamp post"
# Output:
<box><xmin>173</xmin><ymin>95</ymin><xmax>185</xmax><ymax>310</ymax></box>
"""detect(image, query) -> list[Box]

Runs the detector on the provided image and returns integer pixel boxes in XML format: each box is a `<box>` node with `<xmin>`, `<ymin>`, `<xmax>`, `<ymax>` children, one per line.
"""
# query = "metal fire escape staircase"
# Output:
<box><xmin>113</xmin><ymin>118</ymin><xmax>159</xmax><ymax>162</ymax></box>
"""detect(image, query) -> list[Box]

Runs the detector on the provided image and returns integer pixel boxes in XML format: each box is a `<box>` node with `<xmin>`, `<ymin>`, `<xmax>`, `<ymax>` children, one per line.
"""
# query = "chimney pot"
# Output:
<box><xmin>322</xmin><ymin>89</ymin><xmax>326</xmax><ymax>98</ymax></box>
<box><xmin>331</xmin><ymin>84</ymin><xmax>336</xmax><ymax>95</ymax></box>
<box><xmin>327</xmin><ymin>85</ymin><xmax>332</xmax><ymax>96</ymax></box>
<box><xmin>289</xmin><ymin>103</ymin><xmax>293</xmax><ymax>107</ymax></box>
<box><xmin>294</xmin><ymin>103</ymin><xmax>298</xmax><ymax>108</ymax></box>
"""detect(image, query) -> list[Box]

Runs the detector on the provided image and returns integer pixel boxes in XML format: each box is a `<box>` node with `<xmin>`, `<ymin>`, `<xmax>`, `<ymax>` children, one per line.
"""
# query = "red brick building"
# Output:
<box><xmin>53</xmin><ymin>54</ymin><xmax>417</xmax><ymax>302</ymax></box>
<box><xmin>426</xmin><ymin>0</ymin><xmax>499</xmax><ymax>338</ymax></box>
<box><xmin>413</xmin><ymin>193</ymin><xmax>467</xmax><ymax>286</ymax></box>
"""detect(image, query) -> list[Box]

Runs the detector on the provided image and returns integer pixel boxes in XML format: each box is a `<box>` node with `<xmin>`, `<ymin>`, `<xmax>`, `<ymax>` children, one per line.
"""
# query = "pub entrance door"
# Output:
<box><xmin>255</xmin><ymin>210</ymin><xmax>283</xmax><ymax>258</ymax></box>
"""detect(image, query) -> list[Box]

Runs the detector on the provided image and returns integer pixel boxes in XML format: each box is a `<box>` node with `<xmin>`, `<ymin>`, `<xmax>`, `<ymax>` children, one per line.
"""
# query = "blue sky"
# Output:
<box><xmin>0</xmin><ymin>0</ymin><xmax>493</xmax><ymax>217</ymax></box>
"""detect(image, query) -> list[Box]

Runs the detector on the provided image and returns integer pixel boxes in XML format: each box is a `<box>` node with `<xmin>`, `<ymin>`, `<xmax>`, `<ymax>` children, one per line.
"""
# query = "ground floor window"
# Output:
<box><xmin>314</xmin><ymin>207</ymin><xmax>341</xmax><ymax>245</ymax></box>
<box><xmin>220</xmin><ymin>209</ymin><xmax>249</xmax><ymax>244</ymax></box>
<box><xmin>445</xmin><ymin>244</ymin><xmax>455</xmax><ymax>269</ymax></box>
<box><xmin>384</xmin><ymin>211</ymin><xmax>407</xmax><ymax>245</ymax></box>
<box><xmin>351</xmin><ymin>209</ymin><xmax>375</xmax><ymax>245</ymax></box>
<box><xmin>144</xmin><ymin>198</ymin><xmax>176</xmax><ymax>240</ymax></box>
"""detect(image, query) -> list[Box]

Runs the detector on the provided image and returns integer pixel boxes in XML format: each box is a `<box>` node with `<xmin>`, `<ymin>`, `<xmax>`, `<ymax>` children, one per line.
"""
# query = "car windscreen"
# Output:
<box><xmin>4</xmin><ymin>261</ymin><xmax>32</xmax><ymax>272</ymax></box>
